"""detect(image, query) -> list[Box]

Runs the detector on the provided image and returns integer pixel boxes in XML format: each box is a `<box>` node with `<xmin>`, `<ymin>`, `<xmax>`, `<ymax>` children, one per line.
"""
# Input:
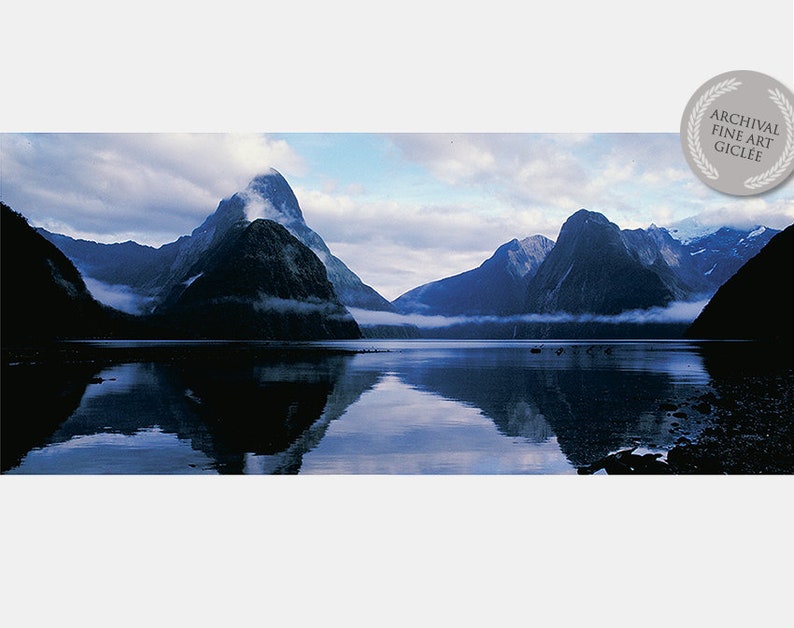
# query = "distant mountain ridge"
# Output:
<box><xmin>38</xmin><ymin>231</ymin><xmax>181</xmax><ymax>299</ymax></box>
<box><xmin>680</xmin><ymin>225</ymin><xmax>777</xmax><ymax>289</ymax></box>
<box><xmin>393</xmin><ymin>235</ymin><xmax>555</xmax><ymax>316</ymax></box>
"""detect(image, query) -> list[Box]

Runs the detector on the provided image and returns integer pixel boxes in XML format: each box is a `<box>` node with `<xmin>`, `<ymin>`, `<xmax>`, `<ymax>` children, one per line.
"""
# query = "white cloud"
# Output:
<box><xmin>294</xmin><ymin>184</ymin><xmax>565</xmax><ymax>300</ymax></box>
<box><xmin>330</xmin><ymin>241</ymin><xmax>493</xmax><ymax>302</ymax></box>
<box><xmin>253</xmin><ymin>296</ymin><xmax>351</xmax><ymax>317</ymax></box>
<box><xmin>1</xmin><ymin>133</ymin><xmax>303</xmax><ymax>245</ymax></box>
<box><xmin>349</xmin><ymin>299</ymin><xmax>709</xmax><ymax>329</ymax></box>
<box><xmin>693</xmin><ymin>195</ymin><xmax>794</xmax><ymax>230</ymax></box>
<box><xmin>388</xmin><ymin>133</ymin><xmax>794</xmax><ymax>234</ymax></box>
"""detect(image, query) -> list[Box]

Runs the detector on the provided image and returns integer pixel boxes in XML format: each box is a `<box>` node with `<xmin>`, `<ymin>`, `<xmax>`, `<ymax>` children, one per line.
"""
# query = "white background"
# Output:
<box><xmin>2</xmin><ymin>1</ymin><xmax>793</xmax><ymax>626</ymax></box>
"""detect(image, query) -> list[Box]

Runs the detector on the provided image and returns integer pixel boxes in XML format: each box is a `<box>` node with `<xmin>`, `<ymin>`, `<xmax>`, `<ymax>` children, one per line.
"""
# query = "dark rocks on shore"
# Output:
<box><xmin>578</xmin><ymin>448</ymin><xmax>672</xmax><ymax>474</ymax></box>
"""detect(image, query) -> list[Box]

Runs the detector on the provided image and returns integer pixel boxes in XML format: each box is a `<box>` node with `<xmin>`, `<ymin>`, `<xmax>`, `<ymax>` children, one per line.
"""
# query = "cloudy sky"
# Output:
<box><xmin>2</xmin><ymin>132</ymin><xmax>793</xmax><ymax>301</ymax></box>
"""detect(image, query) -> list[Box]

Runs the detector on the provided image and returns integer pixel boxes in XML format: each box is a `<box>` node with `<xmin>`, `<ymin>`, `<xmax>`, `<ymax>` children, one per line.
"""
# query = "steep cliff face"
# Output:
<box><xmin>525</xmin><ymin>210</ymin><xmax>684</xmax><ymax>315</ymax></box>
<box><xmin>686</xmin><ymin>224</ymin><xmax>793</xmax><ymax>343</ymax></box>
<box><xmin>156</xmin><ymin>219</ymin><xmax>361</xmax><ymax>340</ymax></box>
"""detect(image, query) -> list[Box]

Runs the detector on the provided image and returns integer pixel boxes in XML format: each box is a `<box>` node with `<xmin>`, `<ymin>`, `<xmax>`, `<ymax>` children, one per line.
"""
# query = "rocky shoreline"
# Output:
<box><xmin>579</xmin><ymin>367</ymin><xmax>794</xmax><ymax>474</ymax></box>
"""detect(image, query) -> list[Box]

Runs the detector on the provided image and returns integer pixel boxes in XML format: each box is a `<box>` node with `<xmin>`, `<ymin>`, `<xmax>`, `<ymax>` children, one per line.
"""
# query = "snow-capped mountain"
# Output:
<box><xmin>9</xmin><ymin>195</ymin><xmax>361</xmax><ymax>341</ymax></box>
<box><xmin>665</xmin><ymin>215</ymin><xmax>720</xmax><ymax>244</ymax></box>
<box><xmin>675</xmin><ymin>225</ymin><xmax>779</xmax><ymax>289</ymax></box>
<box><xmin>151</xmin><ymin>169</ymin><xmax>394</xmax><ymax>313</ymax></box>
<box><xmin>664</xmin><ymin>216</ymin><xmax>779</xmax><ymax>287</ymax></box>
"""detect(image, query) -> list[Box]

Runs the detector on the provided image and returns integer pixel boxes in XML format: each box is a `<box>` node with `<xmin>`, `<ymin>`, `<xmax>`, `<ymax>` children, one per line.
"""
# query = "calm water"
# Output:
<box><xmin>3</xmin><ymin>340</ymin><xmax>723</xmax><ymax>474</ymax></box>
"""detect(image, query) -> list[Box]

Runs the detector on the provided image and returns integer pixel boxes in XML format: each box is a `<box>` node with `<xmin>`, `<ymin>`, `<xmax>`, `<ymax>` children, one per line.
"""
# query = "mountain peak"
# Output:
<box><xmin>241</xmin><ymin>169</ymin><xmax>305</xmax><ymax>226</ymax></box>
<box><xmin>527</xmin><ymin>208</ymin><xmax>681</xmax><ymax>314</ymax></box>
<box><xmin>558</xmin><ymin>209</ymin><xmax>613</xmax><ymax>238</ymax></box>
<box><xmin>554</xmin><ymin>209</ymin><xmax>618</xmax><ymax>246</ymax></box>
<box><xmin>568</xmin><ymin>208</ymin><xmax>609</xmax><ymax>222</ymax></box>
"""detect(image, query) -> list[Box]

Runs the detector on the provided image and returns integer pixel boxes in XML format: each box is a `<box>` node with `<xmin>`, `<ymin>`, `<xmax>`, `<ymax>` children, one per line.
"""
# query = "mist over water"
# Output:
<box><xmin>3</xmin><ymin>340</ymin><xmax>722</xmax><ymax>474</ymax></box>
<box><xmin>83</xmin><ymin>277</ymin><xmax>155</xmax><ymax>315</ymax></box>
<box><xmin>350</xmin><ymin>300</ymin><xmax>709</xmax><ymax>329</ymax></box>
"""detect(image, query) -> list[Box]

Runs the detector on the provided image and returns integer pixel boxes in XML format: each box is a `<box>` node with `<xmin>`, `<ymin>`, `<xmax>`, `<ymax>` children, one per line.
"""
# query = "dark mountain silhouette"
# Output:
<box><xmin>27</xmin><ymin>173</ymin><xmax>782</xmax><ymax>337</ymax></box>
<box><xmin>1</xmin><ymin>202</ymin><xmax>123</xmax><ymax>345</ymax></box>
<box><xmin>686</xmin><ymin>224</ymin><xmax>793</xmax><ymax>343</ymax></box>
<box><xmin>525</xmin><ymin>210</ymin><xmax>690</xmax><ymax>314</ymax></box>
<box><xmin>155</xmin><ymin>218</ymin><xmax>361</xmax><ymax>340</ymax></box>
<box><xmin>393</xmin><ymin>235</ymin><xmax>555</xmax><ymax>316</ymax></box>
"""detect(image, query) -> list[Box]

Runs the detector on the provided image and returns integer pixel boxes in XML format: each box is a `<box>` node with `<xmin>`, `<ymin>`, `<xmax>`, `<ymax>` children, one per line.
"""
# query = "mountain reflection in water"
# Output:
<box><xmin>3</xmin><ymin>340</ymin><xmax>718</xmax><ymax>474</ymax></box>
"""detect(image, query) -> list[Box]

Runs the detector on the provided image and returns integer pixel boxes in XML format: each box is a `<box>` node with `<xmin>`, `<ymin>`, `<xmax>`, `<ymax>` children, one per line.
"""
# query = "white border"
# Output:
<box><xmin>2</xmin><ymin>2</ymin><xmax>793</xmax><ymax>626</ymax></box>
<box><xmin>1</xmin><ymin>1</ymin><xmax>792</xmax><ymax>132</ymax></box>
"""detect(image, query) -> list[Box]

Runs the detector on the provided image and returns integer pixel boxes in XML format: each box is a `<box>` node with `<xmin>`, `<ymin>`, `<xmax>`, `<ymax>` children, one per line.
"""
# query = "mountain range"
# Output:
<box><xmin>393</xmin><ymin>208</ymin><xmax>779</xmax><ymax>319</ymax></box>
<box><xmin>9</xmin><ymin>168</ymin><xmax>787</xmax><ymax>342</ymax></box>
<box><xmin>3</xmin><ymin>200</ymin><xmax>361</xmax><ymax>343</ymax></box>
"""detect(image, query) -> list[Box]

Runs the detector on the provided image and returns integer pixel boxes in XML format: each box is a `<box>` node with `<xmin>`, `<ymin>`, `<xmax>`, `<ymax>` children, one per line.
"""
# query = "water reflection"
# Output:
<box><xmin>4</xmin><ymin>353</ymin><xmax>375</xmax><ymax>474</ymax></box>
<box><xmin>299</xmin><ymin>375</ymin><xmax>575</xmax><ymax>474</ymax></box>
<box><xmin>179</xmin><ymin>357</ymin><xmax>379</xmax><ymax>473</ymax></box>
<box><xmin>357</xmin><ymin>342</ymin><xmax>713</xmax><ymax>467</ymax></box>
<box><xmin>1</xmin><ymin>361</ymin><xmax>100</xmax><ymax>472</ymax></box>
<box><xmin>398</xmin><ymin>357</ymin><xmax>704</xmax><ymax>466</ymax></box>
<box><xmin>3</xmin><ymin>341</ymin><xmax>720</xmax><ymax>474</ymax></box>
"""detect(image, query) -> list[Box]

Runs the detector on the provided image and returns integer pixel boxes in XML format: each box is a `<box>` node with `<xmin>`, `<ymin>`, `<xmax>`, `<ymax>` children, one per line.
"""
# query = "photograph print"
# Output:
<box><xmin>1</xmin><ymin>132</ymin><xmax>792</xmax><ymax>474</ymax></box>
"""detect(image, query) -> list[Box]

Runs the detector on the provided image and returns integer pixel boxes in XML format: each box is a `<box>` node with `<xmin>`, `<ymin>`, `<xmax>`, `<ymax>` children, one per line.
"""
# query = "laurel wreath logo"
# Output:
<box><xmin>686</xmin><ymin>78</ymin><xmax>742</xmax><ymax>180</ymax></box>
<box><xmin>743</xmin><ymin>88</ymin><xmax>794</xmax><ymax>190</ymax></box>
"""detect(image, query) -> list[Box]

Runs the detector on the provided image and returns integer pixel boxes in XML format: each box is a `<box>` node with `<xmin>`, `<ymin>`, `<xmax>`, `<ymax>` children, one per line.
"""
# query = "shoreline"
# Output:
<box><xmin>1</xmin><ymin>341</ymin><xmax>365</xmax><ymax>367</ymax></box>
